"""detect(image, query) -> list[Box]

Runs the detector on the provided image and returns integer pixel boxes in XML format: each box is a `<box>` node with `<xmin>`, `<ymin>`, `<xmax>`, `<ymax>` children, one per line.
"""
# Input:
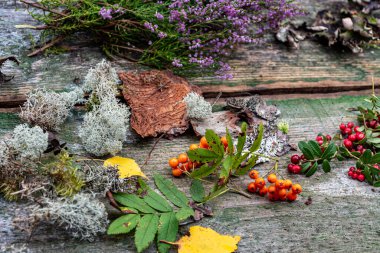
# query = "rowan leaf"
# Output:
<box><xmin>220</xmin><ymin>156</ymin><xmax>233</xmax><ymax>180</ymax></box>
<box><xmin>104</xmin><ymin>156</ymin><xmax>147</xmax><ymax>179</ymax></box>
<box><xmin>190</xmin><ymin>179</ymin><xmax>205</xmax><ymax>203</ymax></box>
<box><xmin>174</xmin><ymin>226</ymin><xmax>241</xmax><ymax>253</ymax></box>
<box><xmin>107</xmin><ymin>214</ymin><xmax>140</xmax><ymax>235</ymax></box>
<box><xmin>249</xmin><ymin>123</ymin><xmax>263</xmax><ymax>153</ymax></box>
<box><xmin>154</xmin><ymin>174</ymin><xmax>189</xmax><ymax>207</ymax></box>
<box><xmin>157</xmin><ymin>212</ymin><xmax>179</xmax><ymax>253</ymax></box>
<box><xmin>143</xmin><ymin>189</ymin><xmax>173</xmax><ymax>212</ymax></box>
<box><xmin>187</xmin><ymin>148</ymin><xmax>220</xmax><ymax>163</ymax></box>
<box><xmin>225</xmin><ymin>128</ymin><xmax>234</xmax><ymax>155</ymax></box>
<box><xmin>135</xmin><ymin>214</ymin><xmax>159</xmax><ymax>253</ymax></box>
<box><xmin>205</xmin><ymin>129</ymin><xmax>224</xmax><ymax>156</ymax></box>
<box><xmin>175</xmin><ymin>207</ymin><xmax>195</xmax><ymax>222</ymax></box>
<box><xmin>113</xmin><ymin>193</ymin><xmax>156</xmax><ymax>214</ymax></box>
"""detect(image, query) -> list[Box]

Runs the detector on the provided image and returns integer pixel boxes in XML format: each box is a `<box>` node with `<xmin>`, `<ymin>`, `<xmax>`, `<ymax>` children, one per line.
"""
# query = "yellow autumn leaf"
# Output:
<box><xmin>175</xmin><ymin>226</ymin><xmax>241</xmax><ymax>253</ymax></box>
<box><xmin>103</xmin><ymin>156</ymin><xmax>147</xmax><ymax>179</ymax></box>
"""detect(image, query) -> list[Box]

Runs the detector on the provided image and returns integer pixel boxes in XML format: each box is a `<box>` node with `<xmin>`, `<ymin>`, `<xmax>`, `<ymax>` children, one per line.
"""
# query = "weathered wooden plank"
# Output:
<box><xmin>1</xmin><ymin>96</ymin><xmax>379</xmax><ymax>252</ymax></box>
<box><xmin>1</xmin><ymin>0</ymin><xmax>380</xmax><ymax>108</ymax></box>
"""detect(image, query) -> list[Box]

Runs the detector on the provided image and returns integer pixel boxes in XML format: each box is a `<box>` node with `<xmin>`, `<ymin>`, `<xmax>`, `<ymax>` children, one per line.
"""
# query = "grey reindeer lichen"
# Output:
<box><xmin>20</xmin><ymin>87</ymin><xmax>83</xmax><ymax>131</ymax></box>
<box><xmin>31</xmin><ymin>193</ymin><xmax>109</xmax><ymax>240</ymax></box>
<box><xmin>79</xmin><ymin>95</ymin><xmax>130</xmax><ymax>156</ymax></box>
<box><xmin>9</xmin><ymin>124</ymin><xmax>48</xmax><ymax>161</ymax></box>
<box><xmin>183</xmin><ymin>92</ymin><xmax>212</xmax><ymax>120</ymax></box>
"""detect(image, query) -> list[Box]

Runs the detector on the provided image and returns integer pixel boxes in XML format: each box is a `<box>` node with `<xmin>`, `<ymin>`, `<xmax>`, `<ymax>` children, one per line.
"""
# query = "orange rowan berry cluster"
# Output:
<box><xmin>247</xmin><ymin>170</ymin><xmax>302</xmax><ymax>202</ymax></box>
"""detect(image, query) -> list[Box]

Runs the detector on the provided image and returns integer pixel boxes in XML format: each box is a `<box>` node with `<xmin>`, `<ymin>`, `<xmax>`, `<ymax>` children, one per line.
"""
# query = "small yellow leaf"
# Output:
<box><xmin>176</xmin><ymin>226</ymin><xmax>241</xmax><ymax>253</ymax></box>
<box><xmin>103</xmin><ymin>156</ymin><xmax>147</xmax><ymax>179</ymax></box>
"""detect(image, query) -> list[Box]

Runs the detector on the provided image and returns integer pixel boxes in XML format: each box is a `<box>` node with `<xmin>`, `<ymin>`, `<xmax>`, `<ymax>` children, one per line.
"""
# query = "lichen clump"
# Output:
<box><xmin>20</xmin><ymin>87</ymin><xmax>83</xmax><ymax>131</ymax></box>
<box><xmin>183</xmin><ymin>92</ymin><xmax>212</xmax><ymax>120</ymax></box>
<box><xmin>10</xmin><ymin>124</ymin><xmax>48</xmax><ymax>160</ymax></box>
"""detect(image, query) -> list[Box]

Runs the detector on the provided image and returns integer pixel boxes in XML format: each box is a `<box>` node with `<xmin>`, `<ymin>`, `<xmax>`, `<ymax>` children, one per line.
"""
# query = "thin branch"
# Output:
<box><xmin>143</xmin><ymin>133</ymin><xmax>165</xmax><ymax>166</ymax></box>
<box><xmin>20</xmin><ymin>0</ymin><xmax>68</xmax><ymax>17</ymax></box>
<box><xmin>27</xmin><ymin>36</ymin><xmax>65</xmax><ymax>57</ymax></box>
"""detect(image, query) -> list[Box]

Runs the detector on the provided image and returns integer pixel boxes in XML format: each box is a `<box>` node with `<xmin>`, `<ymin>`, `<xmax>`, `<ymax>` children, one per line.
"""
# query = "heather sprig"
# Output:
<box><xmin>21</xmin><ymin>0</ymin><xmax>302</xmax><ymax>78</ymax></box>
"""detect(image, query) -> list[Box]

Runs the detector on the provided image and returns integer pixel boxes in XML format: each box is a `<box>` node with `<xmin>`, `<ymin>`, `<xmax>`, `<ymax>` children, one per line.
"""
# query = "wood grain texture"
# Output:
<box><xmin>1</xmin><ymin>96</ymin><xmax>380</xmax><ymax>252</ymax></box>
<box><xmin>1</xmin><ymin>0</ymin><xmax>380</xmax><ymax>108</ymax></box>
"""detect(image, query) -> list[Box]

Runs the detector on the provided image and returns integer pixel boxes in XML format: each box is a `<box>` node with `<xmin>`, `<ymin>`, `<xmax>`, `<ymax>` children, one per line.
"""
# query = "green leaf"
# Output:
<box><xmin>220</xmin><ymin>156</ymin><xmax>233</xmax><ymax>180</ymax></box>
<box><xmin>298</xmin><ymin>141</ymin><xmax>314</xmax><ymax>160</ymax></box>
<box><xmin>225</xmin><ymin>128</ymin><xmax>234</xmax><ymax>155</ymax></box>
<box><xmin>107</xmin><ymin>214</ymin><xmax>140</xmax><ymax>235</ymax></box>
<box><xmin>190</xmin><ymin>162</ymin><xmax>218</xmax><ymax>179</ymax></box>
<box><xmin>322</xmin><ymin>160</ymin><xmax>331</xmax><ymax>173</ymax></box>
<box><xmin>113</xmin><ymin>193</ymin><xmax>156</xmax><ymax>214</ymax></box>
<box><xmin>190</xmin><ymin>179</ymin><xmax>205</xmax><ymax>203</ymax></box>
<box><xmin>157</xmin><ymin>212</ymin><xmax>179</xmax><ymax>253</ymax></box>
<box><xmin>371</xmin><ymin>153</ymin><xmax>380</xmax><ymax>164</ymax></box>
<box><xmin>367</xmin><ymin>138</ymin><xmax>380</xmax><ymax>144</ymax></box>
<box><xmin>373</xmin><ymin>181</ymin><xmax>380</xmax><ymax>187</ymax></box>
<box><xmin>301</xmin><ymin>162</ymin><xmax>311</xmax><ymax>173</ymax></box>
<box><xmin>135</xmin><ymin>214</ymin><xmax>159</xmax><ymax>253</ymax></box>
<box><xmin>205</xmin><ymin>129</ymin><xmax>224</xmax><ymax>156</ymax></box>
<box><xmin>232</xmin><ymin>152</ymin><xmax>250</xmax><ymax>172</ymax></box>
<box><xmin>305</xmin><ymin>163</ymin><xmax>318</xmax><ymax>177</ymax></box>
<box><xmin>249</xmin><ymin>123</ymin><xmax>264</xmax><ymax>153</ymax></box>
<box><xmin>235</xmin><ymin>155</ymin><xmax>258</xmax><ymax>176</ymax></box>
<box><xmin>308</xmin><ymin>140</ymin><xmax>322</xmax><ymax>157</ymax></box>
<box><xmin>187</xmin><ymin>148</ymin><xmax>220</xmax><ymax>163</ymax></box>
<box><xmin>154</xmin><ymin>174</ymin><xmax>189</xmax><ymax>208</ymax></box>
<box><xmin>204</xmin><ymin>185</ymin><xmax>229</xmax><ymax>202</ymax></box>
<box><xmin>175</xmin><ymin>207</ymin><xmax>195</xmax><ymax>221</ymax></box>
<box><xmin>143</xmin><ymin>190</ymin><xmax>173</xmax><ymax>212</ymax></box>
<box><xmin>363</xmin><ymin>166</ymin><xmax>372</xmax><ymax>184</ymax></box>
<box><xmin>360</xmin><ymin>149</ymin><xmax>373</xmax><ymax>164</ymax></box>
<box><xmin>336</xmin><ymin>154</ymin><xmax>345</xmax><ymax>161</ymax></box>
<box><xmin>321</xmin><ymin>143</ymin><xmax>337</xmax><ymax>160</ymax></box>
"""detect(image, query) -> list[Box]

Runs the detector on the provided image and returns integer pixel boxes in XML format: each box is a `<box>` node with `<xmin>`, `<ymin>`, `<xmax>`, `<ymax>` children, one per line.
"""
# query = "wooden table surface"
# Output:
<box><xmin>1</xmin><ymin>1</ymin><xmax>380</xmax><ymax>252</ymax></box>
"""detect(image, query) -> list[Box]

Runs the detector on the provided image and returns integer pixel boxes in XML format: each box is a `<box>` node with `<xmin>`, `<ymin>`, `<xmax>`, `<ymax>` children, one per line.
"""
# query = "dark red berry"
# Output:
<box><xmin>354</xmin><ymin>126</ymin><xmax>360</xmax><ymax>133</ymax></box>
<box><xmin>356</xmin><ymin>169</ymin><xmax>362</xmax><ymax>174</ymax></box>
<box><xmin>300</xmin><ymin>155</ymin><xmax>305</xmax><ymax>160</ymax></box>
<box><xmin>317</xmin><ymin>140</ymin><xmax>323</xmax><ymax>146</ymax></box>
<box><xmin>357</xmin><ymin>174</ymin><xmax>365</xmax><ymax>182</ymax></box>
<box><xmin>292</xmin><ymin>165</ymin><xmax>301</xmax><ymax>174</ymax></box>
<box><xmin>352</xmin><ymin>172</ymin><xmax>358</xmax><ymax>179</ymax></box>
<box><xmin>348</xmin><ymin>134</ymin><xmax>357</xmax><ymax>142</ymax></box>
<box><xmin>343</xmin><ymin>139</ymin><xmax>353</xmax><ymax>149</ymax></box>
<box><xmin>315</xmin><ymin>136</ymin><xmax>323</xmax><ymax>141</ymax></box>
<box><xmin>339</xmin><ymin>123</ymin><xmax>346</xmax><ymax>131</ymax></box>
<box><xmin>374</xmin><ymin>164</ymin><xmax>380</xmax><ymax>170</ymax></box>
<box><xmin>326</xmin><ymin>135</ymin><xmax>332</xmax><ymax>141</ymax></box>
<box><xmin>356</xmin><ymin>145</ymin><xmax>364</xmax><ymax>152</ymax></box>
<box><xmin>349</xmin><ymin>167</ymin><xmax>355</xmax><ymax>172</ymax></box>
<box><xmin>344</xmin><ymin>128</ymin><xmax>352</xmax><ymax>135</ymax></box>
<box><xmin>348</xmin><ymin>171</ymin><xmax>353</xmax><ymax>177</ymax></box>
<box><xmin>347</xmin><ymin>122</ymin><xmax>354</xmax><ymax>128</ymax></box>
<box><xmin>370</xmin><ymin>120</ymin><xmax>377</xmax><ymax>128</ymax></box>
<box><xmin>287</xmin><ymin>164</ymin><xmax>294</xmax><ymax>173</ymax></box>
<box><xmin>356</xmin><ymin>132</ymin><xmax>365</xmax><ymax>141</ymax></box>
<box><xmin>290</xmin><ymin>155</ymin><xmax>300</xmax><ymax>164</ymax></box>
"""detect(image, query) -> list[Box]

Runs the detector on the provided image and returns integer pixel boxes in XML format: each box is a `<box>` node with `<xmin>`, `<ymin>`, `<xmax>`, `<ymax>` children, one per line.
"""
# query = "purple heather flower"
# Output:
<box><xmin>155</xmin><ymin>12</ymin><xmax>164</xmax><ymax>20</ymax></box>
<box><xmin>99</xmin><ymin>7</ymin><xmax>112</xmax><ymax>20</ymax></box>
<box><xmin>144</xmin><ymin>22</ymin><xmax>157</xmax><ymax>32</ymax></box>
<box><xmin>172</xmin><ymin>58</ymin><xmax>183</xmax><ymax>67</ymax></box>
<box><xmin>158</xmin><ymin>31</ymin><xmax>167</xmax><ymax>39</ymax></box>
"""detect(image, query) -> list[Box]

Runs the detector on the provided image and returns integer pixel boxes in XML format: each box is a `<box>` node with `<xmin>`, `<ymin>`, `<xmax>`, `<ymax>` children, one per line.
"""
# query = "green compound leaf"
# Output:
<box><xmin>135</xmin><ymin>214</ymin><xmax>159</xmax><ymax>253</ymax></box>
<box><xmin>157</xmin><ymin>212</ymin><xmax>179</xmax><ymax>253</ymax></box>
<box><xmin>154</xmin><ymin>174</ymin><xmax>189</xmax><ymax>208</ymax></box>
<box><xmin>187</xmin><ymin>148</ymin><xmax>220</xmax><ymax>163</ymax></box>
<box><xmin>175</xmin><ymin>207</ymin><xmax>195</xmax><ymax>222</ymax></box>
<box><xmin>190</xmin><ymin>179</ymin><xmax>205</xmax><ymax>203</ymax></box>
<box><xmin>249</xmin><ymin>123</ymin><xmax>264</xmax><ymax>153</ymax></box>
<box><xmin>143</xmin><ymin>189</ymin><xmax>173</xmax><ymax>212</ymax></box>
<box><xmin>107</xmin><ymin>214</ymin><xmax>140</xmax><ymax>235</ymax></box>
<box><xmin>113</xmin><ymin>193</ymin><xmax>156</xmax><ymax>214</ymax></box>
<box><xmin>225</xmin><ymin>128</ymin><xmax>234</xmax><ymax>155</ymax></box>
<box><xmin>205</xmin><ymin>129</ymin><xmax>224</xmax><ymax>156</ymax></box>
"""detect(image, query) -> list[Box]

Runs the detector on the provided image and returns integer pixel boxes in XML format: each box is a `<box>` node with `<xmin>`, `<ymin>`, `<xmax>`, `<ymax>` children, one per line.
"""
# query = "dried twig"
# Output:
<box><xmin>27</xmin><ymin>36</ymin><xmax>65</xmax><ymax>57</ymax></box>
<box><xmin>143</xmin><ymin>133</ymin><xmax>165</xmax><ymax>166</ymax></box>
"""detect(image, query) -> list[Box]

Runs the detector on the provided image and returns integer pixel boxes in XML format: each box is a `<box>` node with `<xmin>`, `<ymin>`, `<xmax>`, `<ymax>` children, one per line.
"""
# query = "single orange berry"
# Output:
<box><xmin>220</xmin><ymin>136</ymin><xmax>228</xmax><ymax>147</ymax></box>
<box><xmin>247</xmin><ymin>182</ymin><xmax>256</xmax><ymax>193</ymax></box>
<box><xmin>286</xmin><ymin>190</ymin><xmax>297</xmax><ymax>201</ymax></box>
<box><xmin>267</xmin><ymin>173</ymin><xmax>277</xmax><ymax>183</ymax></box>
<box><xmin>284</xmin><ymin>179</ymin><xmax>293</xmax><ymax>189</ymax></box>
<box><xmin>200</xmin><ymin>136</ymin><xmax>209</xmax><ymax>149</ymax></box>
<box><xmin>275</xmin><ymin>179</ymin><xmax>286</xmax><ymax>190</ymax></box>
<box><xmin>255</xmin><ymin>177</ymin><xmax>266</xmax><ymax>189</ymax></box>
<box><xmin>187</xmin><ymin>161</ymin><xmax>194</xmax><ymax>171</ymax></box>
<box><xmin>268</xmin><ymin>193</ymin><xmax>277</xmax><ymax>201</ymax></box>
<box><xmin>249</xmin><ymin>170</ymin><xmax>260</xmax><ymax>179</ymax></box>
<box><xmin>292</xmin><ymin>184</ymin><xmax>302</xmax><ymax>194</ymax></box>
<box><xmin>178</xmin><ymin>153</ymin><xmax>188</xmax><ymax>163</ymax></box>
<box><xmin>172</xmin><ymin>168</ymin><xmax>183</xmax><ymax>177</ymax></box>
<box><xmin>268</xmin><ymin>185</ymin><xmax>276</xmax><ymax>194</ymax></box>
<box><xmin>277</xmin><ymin>188</ymin><xmax>287</xmax><ymax>198</ymax></box>
<box><xmin>259</xmin><ymin>186</ymin><xmax>268</xmax><ymax>196</ymax></box>
<box><xmin>189</xmin><ymin>144</ymin><xmax>199</xmax><ymax>150</ymax></box>
<box><xmin>168</xmin><ymin>158</ymin><xmax>179</xmax><ymax>168</ymax></box>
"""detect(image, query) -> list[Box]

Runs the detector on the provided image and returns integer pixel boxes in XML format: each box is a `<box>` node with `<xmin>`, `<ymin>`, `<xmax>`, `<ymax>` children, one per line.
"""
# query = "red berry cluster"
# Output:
<box><xmin>288</xmin><ymin>134</ymin><xmax>331</xmax><ymax>174</ymax></box>
<box><xmin>347</xmin><ymin>167</ymin><xmax>365</xmax><ymax>182</ymax></box>
<box><xmin>340</xmin><ymin>122</ymin><xmax>366</xmax><ymax>153</ymax></box>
